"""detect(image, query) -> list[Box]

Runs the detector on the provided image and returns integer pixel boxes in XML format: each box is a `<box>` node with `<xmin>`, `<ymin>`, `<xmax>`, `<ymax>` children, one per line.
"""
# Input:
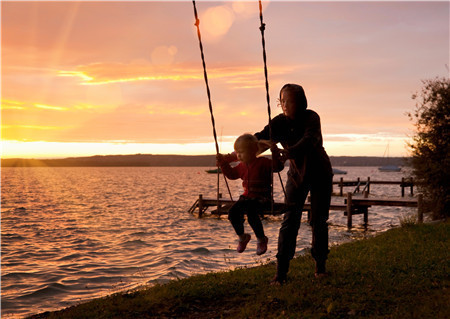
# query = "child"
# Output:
<box><xmin>216</xmin><ymin>134</ymin><xmax>285</xmax><ymax>255</ymax></box>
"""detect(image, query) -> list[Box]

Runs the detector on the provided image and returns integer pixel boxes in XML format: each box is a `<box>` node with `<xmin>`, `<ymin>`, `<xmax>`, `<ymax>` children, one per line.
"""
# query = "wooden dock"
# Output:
<box><xmin>333</xmin><ymin>177</ymin><xmax>415</xmax><ymax>197</ymax></box>
<box><xmin>188</xmin><ymin>192</ymin><xmax>423</xmax><ymax>230</ymax></box>
<box><xmin>344</xmin><ymin>193</ymin><xmax>423</xmax><ymax>229</ymax></box>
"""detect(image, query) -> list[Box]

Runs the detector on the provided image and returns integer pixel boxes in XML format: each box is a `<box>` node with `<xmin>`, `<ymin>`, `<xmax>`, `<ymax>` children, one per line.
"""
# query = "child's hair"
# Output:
<box><xmin>234</xmin><ymin>133</ymin><xmax>258</xmax><ymax>152</ymax></box>
<box><xmin>280</xmin><ymin>83</ymin><xmax>308</xmax><ymax>111</ymax></box>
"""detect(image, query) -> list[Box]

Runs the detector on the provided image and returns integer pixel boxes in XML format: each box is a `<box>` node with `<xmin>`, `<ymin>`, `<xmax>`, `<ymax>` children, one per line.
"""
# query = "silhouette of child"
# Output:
<box><xmin>217</xmin><ymin>134</ymin><xmax>285</xmax><ymax>255</ymax></box>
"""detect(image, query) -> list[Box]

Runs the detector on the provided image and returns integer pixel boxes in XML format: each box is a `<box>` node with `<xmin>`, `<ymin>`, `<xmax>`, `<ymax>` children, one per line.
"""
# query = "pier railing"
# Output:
<box><xmin>189</xmin><ymin>188</ymin><xmax>423</xmax><ymax>230</ymax></box>
<box><xmin>334</xmin><ymin>177</ymin><xmax>415</xmax><ymax>197</ymax></box>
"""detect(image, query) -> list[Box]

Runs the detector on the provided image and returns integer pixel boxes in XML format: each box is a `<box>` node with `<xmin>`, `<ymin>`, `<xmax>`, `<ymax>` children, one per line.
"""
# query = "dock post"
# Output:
<box><xmin>340</xmin><ymin>177</ymin><xmax>344</xmax><ymax>196</ymax></box>
<box><xmin>367</xmin><ymin>177</ymin><xmax>370</xmax><ymax>194</ymax></box>
<box><xmin>346</xmin><ymin>192</ymin><xmax>353</xmax><ymax>230</ymax></box>
<box><xmin>198</xmin><ymin>194</ymin><xmax>204</xmax><ymax>218</ymax></box>
<box><xmin>417</xmin><ymin>193</ymin><xmax>423</xmax><ymax>223</ymax></box>
<box><xmin>356</xmin><ymin>177</ymin><xmax>360</xmax><ymax>193</ymax></box>
<box><xmin>401</xmin><ymin>178</ymin><xmax>405</xmax><ymax>197</ymax></box>
<box><xmin>363</xmin><ymin>207</ymin><xmax>368</xmax><ymax>225</ymax></box>
<box><xmin>217</xmin><ymin>193</ymin><xmax>222</xmax><ymax>216</ymax></box>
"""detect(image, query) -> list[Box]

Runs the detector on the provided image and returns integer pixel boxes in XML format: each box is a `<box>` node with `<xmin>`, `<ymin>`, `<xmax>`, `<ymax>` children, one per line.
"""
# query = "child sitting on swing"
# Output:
<box><xmin>217</xmin><ymin>133</ymin><xmax>285</xmax><ymax>255</ymax></box>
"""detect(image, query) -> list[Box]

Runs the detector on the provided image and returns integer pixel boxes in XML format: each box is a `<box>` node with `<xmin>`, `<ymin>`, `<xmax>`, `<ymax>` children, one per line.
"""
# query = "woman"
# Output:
<box><xmin>255</xmin><ymin>83</ymin><xmax>333</xmax><ymax>284</ymax></box>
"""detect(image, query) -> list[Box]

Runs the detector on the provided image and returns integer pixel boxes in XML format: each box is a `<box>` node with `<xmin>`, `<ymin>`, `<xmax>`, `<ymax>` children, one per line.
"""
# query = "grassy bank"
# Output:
<box><xmin>30</xmin><ymin>222</ymin><xmax>449</xmax><ymax>319</ymax></box>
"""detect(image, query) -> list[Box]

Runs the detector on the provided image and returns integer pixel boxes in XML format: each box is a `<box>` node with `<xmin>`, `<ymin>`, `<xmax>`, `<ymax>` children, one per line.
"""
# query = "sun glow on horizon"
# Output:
<box><xmin>1</xmin><ymin>133</ymin><xmax>410</xmax><ymax>160</ymax></box>
<box><xmin>0</xmin><ymin>140</ymin><xmax>232</xmax><ymax>159</ymax></box>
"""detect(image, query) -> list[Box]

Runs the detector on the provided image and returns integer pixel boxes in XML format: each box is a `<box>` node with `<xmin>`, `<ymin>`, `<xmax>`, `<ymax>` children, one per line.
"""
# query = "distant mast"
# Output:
<box><xmin>378</xmin><ymin>143</ymin><xmax>401</xmax><ymax>172</ymax></box>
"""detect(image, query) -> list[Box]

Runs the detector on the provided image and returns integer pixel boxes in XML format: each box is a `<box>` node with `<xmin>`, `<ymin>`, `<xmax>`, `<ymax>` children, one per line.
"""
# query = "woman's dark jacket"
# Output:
<box><xmin>254</xmin><ymin>110</ymin><xmax>332</xmax><ymax>183</ymax></box>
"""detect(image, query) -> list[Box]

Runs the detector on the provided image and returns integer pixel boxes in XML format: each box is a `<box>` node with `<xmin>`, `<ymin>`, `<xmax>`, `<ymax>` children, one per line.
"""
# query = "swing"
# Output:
<box><xmin>191</xmin><ymin>0</ymin><xmax>286</xmax><ymax>214</ymax></box>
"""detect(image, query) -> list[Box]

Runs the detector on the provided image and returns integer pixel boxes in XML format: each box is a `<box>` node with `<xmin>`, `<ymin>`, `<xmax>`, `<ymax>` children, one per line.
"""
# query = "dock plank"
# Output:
<box><xmin>195</xmin><ymin>197</ymin><xmax>347</xmax><ymax>216</ymax></box>
<box><xmin>351</xmin><ymin>197</ymin><xmax>418</xmax><ymax>207</ymax></box>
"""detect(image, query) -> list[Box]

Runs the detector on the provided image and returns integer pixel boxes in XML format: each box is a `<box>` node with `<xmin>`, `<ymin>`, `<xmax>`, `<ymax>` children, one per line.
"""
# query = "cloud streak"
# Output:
<box><xmin>58</xmin><ymin>61</ymin><xmax>291</xmax><ymax>87</ymax></box>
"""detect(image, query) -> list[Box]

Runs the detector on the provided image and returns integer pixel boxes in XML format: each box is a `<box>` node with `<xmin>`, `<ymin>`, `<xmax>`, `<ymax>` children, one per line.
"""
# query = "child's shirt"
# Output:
<box><xmin>220</xmin><ymin>157</ymin><xmax>277</xmax><ymax>200</ymax></box>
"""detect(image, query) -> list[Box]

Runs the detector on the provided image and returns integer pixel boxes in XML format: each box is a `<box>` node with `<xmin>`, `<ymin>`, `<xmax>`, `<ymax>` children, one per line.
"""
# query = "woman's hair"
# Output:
<box><xmin>234</xmin><ymin>133</ymin><xmax>258</xmax><ymax>151</ymax></box>
<box><xmin>280</xmin><ymin>83</ymin><xmax>308</xmax><ymax>111</ymax></box>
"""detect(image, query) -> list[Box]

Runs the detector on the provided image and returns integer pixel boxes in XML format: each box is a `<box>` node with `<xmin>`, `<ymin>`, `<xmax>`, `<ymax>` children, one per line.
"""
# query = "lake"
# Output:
<box><xmin>1</xmin><ymin>166</ymin><xmax>417</xmax><ymax>318</ymax></box>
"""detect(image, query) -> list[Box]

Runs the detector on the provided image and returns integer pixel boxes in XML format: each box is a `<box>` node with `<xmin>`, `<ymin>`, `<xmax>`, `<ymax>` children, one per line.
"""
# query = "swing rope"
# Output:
<box><xmin>258</xmin><ymin>0</ymin><xmax>287</xmax><ymax>203</ymax></box>
<box><xmin>192</xmin><ymin>0</ymin><xmax>233</xmax><ymax>202</ymax></box>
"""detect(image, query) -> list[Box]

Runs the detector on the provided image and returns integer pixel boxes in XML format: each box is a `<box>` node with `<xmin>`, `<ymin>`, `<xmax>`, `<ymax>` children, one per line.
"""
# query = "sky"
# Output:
<box><xmin>1</xmin><ymin>0</ymin><xmax>449</xmax><ymax>159</ymax></box>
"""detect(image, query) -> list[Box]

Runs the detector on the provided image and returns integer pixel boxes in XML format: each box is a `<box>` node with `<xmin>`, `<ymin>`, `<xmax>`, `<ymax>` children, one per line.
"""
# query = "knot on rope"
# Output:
<box><xmin>259</xmin><ymin>23</ymin><xmax>266</xmax><ymax>32</ymax></box>
<box><xmin>194</xmin><ymin>18</ymin><xmax>200</xmax><ymax>27</ymax></box>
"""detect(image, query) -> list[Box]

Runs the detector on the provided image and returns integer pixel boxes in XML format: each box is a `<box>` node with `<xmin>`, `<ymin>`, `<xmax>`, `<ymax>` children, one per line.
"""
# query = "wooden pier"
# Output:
<box><xmin>188</xmin><ymin>192</ymin><xmax>423</xmax><ymax>230</ymax></box>
<box><xmin>334</xmin><ymin>177</ymin><xmax>415</xmax><ymax>197</ymax></box>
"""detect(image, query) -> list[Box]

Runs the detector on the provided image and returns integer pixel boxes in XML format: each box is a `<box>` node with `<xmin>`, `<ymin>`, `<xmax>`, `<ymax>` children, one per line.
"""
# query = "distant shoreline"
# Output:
<box><xmin>1</xmin><ymin>154</ymin><xmax>409</xmax><ymax>167</ymax></box>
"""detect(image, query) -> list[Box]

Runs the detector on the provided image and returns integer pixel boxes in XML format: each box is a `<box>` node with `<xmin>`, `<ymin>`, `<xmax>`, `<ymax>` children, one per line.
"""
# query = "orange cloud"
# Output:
<box><xmin>2</xmin><ymin>124</ymin><xmax>68</xmax><ymax>142</ymax></box>
<box><xmin>58</xmin><ymin>61</ymin><xmax>291</xmax><ymax>89</ymax></box>
<box><xmin>1</xmin><ymin>100</ymin><xmax>27</xmax><ymax>110</ymax></box>
<box><xmin>2</xmin><ymin>124</ymin><xmax>63</xmax><ymax>130</ymax></box>
<box><xmin>59</xmin><ymin>62</ymin><xmax>201</xmax><ymax>85</ymax></box>
<box><xmin>34</xmin><ymin>104</ymin><xmax>69</xmax><ymax>111</ymax></box>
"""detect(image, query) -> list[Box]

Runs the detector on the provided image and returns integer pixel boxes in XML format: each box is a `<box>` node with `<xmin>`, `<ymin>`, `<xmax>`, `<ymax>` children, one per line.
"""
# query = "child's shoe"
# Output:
<box><xmin>256</xmin><ymin>236</ymin><xmax>268</xmax><ymax>255</ymax></box>
<box><xmin>237</xmin><ymin>234</ymin><xmax>251</xmax><ymax>253</ymax></box>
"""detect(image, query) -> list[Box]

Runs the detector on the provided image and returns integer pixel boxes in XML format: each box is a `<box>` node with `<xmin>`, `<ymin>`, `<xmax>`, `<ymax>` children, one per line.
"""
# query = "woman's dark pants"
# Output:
<box><xmin>276</xmin><ymin>171</ymin><xmax>332</xmax><ymax>279</ymax></box>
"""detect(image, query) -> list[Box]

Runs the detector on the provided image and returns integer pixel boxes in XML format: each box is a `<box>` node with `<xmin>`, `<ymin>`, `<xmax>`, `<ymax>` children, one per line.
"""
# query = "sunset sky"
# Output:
<box><xmin>1</xmin><ymin>0</ymin><xmax>449</xmax><ymax>159</ymax></box>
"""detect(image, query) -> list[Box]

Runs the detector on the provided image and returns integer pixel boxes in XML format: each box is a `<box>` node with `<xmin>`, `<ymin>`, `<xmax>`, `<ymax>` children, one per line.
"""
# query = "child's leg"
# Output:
<box><xmin>246</xmin><ymin>200</ymin><xmax>268</xmax><ymax>255</ymax></box>
<box><xmin>228</xmin><ymin>199</ymin><xmax>246</xmax><ymax>236</ymax></box>
<box><xmin>229</xmin><ymin>198</ymin><xmax>252</xmax><ymax>253</ymax></box>
<box><xmin>246</xmin><ymin>210</ymin><xmax>265</xmax><ymax>239</ymax></box>
<box><xmin>245</xmin><ymin>199</ymin><xmax>266</xmax><ymax>239</ymax></box>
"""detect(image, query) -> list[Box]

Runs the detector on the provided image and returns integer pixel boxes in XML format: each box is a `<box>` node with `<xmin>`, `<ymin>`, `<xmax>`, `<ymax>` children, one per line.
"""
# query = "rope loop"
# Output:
<box><xmin>192</xmin><ymin>0</ymin><xmax>233</xmax><ymax>201</ymax></box>
<box><xmin>257</xmin><ymin>0</ymin><xmax>287</xmax><ymax>203</ymax></box>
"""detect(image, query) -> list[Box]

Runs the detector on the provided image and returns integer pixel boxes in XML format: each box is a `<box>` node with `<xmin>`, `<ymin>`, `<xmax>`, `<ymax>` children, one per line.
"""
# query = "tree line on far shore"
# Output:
<box><xmin>1</xmin><ymin>155</ymin><xmax>408</xmax><ymax>168</ymax></box>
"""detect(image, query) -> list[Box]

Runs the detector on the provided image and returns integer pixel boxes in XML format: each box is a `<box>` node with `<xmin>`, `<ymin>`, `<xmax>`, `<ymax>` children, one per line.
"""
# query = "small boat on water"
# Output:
<box><xmin>378</xmin><ymin>143</ymin><xmax>401</xmax><ymax>172</ymax></box>
<box><xmin>205</xmin><ymin>168</ymin><xmax>221</xmax><ymax>174</ymax></box>
<box><xmin>332</xmin><ymin>168</ymin><xmax>347</xmax><ymax>175</ymax></box>
<box><xmin>378</xmin><ymin>165</ymin><xmax>401</xmax><ymax>172</ymax></box>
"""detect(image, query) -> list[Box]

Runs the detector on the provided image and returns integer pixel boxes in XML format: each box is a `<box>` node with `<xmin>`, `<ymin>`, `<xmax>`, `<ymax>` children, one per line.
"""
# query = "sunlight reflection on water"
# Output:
<box><xmin>1</xmin><ymin>166</ymin><xmax>417</xmax><ymax>318</ymax></box>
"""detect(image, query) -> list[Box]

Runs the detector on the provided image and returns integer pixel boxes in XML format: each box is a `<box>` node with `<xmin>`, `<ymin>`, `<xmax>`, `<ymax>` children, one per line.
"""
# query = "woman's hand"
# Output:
<box><xmin>280</xmin><ymin>148</ymin><xmax>290</xmax><ymax>161</ymax></box>
<box><xmin>271</xmin><ymin>143</ymin><xmax>288</xmax><ymax>163</ymax></box>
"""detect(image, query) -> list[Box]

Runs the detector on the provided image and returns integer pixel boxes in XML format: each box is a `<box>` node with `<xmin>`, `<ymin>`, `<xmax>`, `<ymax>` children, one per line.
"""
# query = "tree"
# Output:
<box><xmin>408</xmin><ymin>76</ymin><xmax>450</xmax><ymax>219</ymax></box>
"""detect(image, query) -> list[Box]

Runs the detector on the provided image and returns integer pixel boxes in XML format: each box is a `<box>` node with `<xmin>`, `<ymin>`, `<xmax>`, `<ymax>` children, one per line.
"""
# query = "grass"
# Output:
<box><xmin>29</xmin><ymin>222</ymin><xmax>449</xmax><ymax>319</ymax></box>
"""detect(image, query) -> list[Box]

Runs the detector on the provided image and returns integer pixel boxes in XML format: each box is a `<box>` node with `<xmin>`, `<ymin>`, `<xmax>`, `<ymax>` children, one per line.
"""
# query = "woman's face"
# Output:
<box><xmin>280</xmin><ymin>89</ymin><xmax>298</xmax><ymax>119</ymax></box>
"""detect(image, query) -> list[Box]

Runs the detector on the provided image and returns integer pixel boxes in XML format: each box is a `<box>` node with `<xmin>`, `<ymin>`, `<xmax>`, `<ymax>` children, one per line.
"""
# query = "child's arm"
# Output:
<box><xmin>216</xmin><ymin>153</ymin><xmax>240</xmax><ymax>180</ymax></box>
<box><xmin>221</xmin><ymin>152</ymin><xmax>238</xmax><ymax>162</ymax></box>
